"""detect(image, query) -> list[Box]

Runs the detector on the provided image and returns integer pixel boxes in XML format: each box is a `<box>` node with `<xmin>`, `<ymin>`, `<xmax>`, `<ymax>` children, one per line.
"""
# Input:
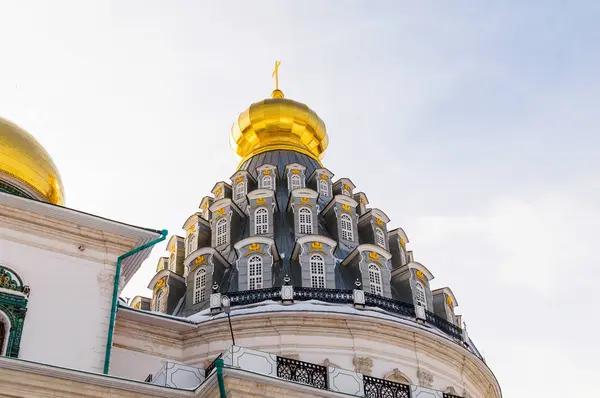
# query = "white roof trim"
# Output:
<box><xmin>342</xmin><ymin>243</ymin><xmax>392</xmax><ymax>265</ymax></box>
<box><xmin>359</xmin><ymin>208</ymin><xmax>391</xmax><ymax>224</ymax></box>
<box><xmin>285</xmin><ymin>163</ymin><xmax>306</xmax><ymax>171</ymax></box>
<box><xmin>147</xmin><ymin>269</ymin><xmax>184</xmax><ymax>289</ymax></box>
<box><xmin>291</xmin><ymin>235</ymin><xmax>338</xmax><ymax>260</ymax></box>
<box><xmin>407</xmin><ymin>261</ymin><xmax>435</xmax><ymax>281</ymax></box>
<box><xmin>184</xmin><ymin>247</ymin><xmax>229</xmax><ymax>268</ymax></box>
<box><xmin>247</xmin><ymin>189</ymin><xmax>275</xmax><ymax>200</ymax></box>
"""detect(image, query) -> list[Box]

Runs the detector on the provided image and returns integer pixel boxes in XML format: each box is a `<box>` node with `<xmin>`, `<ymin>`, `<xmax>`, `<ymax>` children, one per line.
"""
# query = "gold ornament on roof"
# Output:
<box><xmin>216</xmin><ymin>208</ymin><xmax>225</xmax><ymax>215</ymax></box>
<box><xmin>215</xmin><ymin>187</ymin><xmax>223</xmax><ymax>197</ymax></box>
<box><xmin>155</xmin><ymin>279</ymin><xmax>165</xmax><ymax>289</ymax></box>
<box><xmin>236</xmin><ymin>176</ymin><xmax>243</xmax><ymax>183</ymax></box>
<box><xmin>376</xmin><ymin>218</ymin><xmax>383</xmax><ymax>225</ymax></box>
<box><xmin>416</xmin><ymin>270</ymin><xmax>425</xmax><ymax>279</ymax></box>
<box><xmin>263</xmin><ymin>170</ymin><xmax>271</xmax><ymax>175</ymax></box>
<box><xmin>230</xmin><ymin>62</ymin><xmax>328</xmax><ymax>166</ymax></box>
<box><xmin>249</xmin><ymin>243</ymin><xmax>261</xmax><ymax>252</ymax></box>
<box><xmin>300</xmin><ymin>197</ymin><xmax>310</xmax><ymax>203</ymax></box>
<box><xmin>446</xmin><ymin>295</ymin><xmax>454</xmax><ymax>308</ymax></box>
<box><xmin>187</xmin><ymin>224</ymin><xmax>196</xmax><ymax>233</ymax></box>
<box><xmin>341</xmin><ymin>204</ymin><xmax>351</xmax><ymax>211</ymax></box>
<box><xmin>343</xmin><ymin>184</ymin><xmax>350</xmax><ymax>191</ymax></box>
<box><xmin>0</xmin><ymin>117</ymin><xmax>65</xmax><ymax>205</ymax></box>
<box><xmin>320</xmin><ymin>174</ymin><xmax>328</xmax><ymax>180</ymax></box>
<box><xmin>311</xmin><ymin>241</ymin><xmax>323</xmax><ymax>249</ymax></box>
<box><xmin>194</xmin><ymin>256</ymin><xmax>205</xmax><ymax>265</ymax></box>
<box><xmin>399</xmin><ymin>237</ymin><xmax>406</xmax><ymax>247</ymax></box>
<box><xmin>256</xmin><ymin>197</ymin><xmax>266</xmax><ymax>204</ymax></box>
<box><xmin>369</xmin><ymin>252</ymin><xmax>379</xmax><ymax>260</ymax></box>
<box><xmin>291</xmin><ymin>169</ymin><xmax>300</xmax><ymax>175</ymax></box>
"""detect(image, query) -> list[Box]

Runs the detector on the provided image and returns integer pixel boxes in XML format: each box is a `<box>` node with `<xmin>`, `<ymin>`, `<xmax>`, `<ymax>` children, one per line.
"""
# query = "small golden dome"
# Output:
<box><xmin>0</xmin><ymin>117</ymin><xmax>65</xmax><ymax>205</ymax></box>
<box><xmin>230</xmin><ymin>90</ymin><xmax>329</xmax><ymax>165</ymax></box>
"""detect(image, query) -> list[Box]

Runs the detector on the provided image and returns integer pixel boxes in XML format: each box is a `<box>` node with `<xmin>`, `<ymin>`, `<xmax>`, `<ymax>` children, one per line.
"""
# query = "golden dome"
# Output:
<box><xmin>0</xmin><ymin>117</ymin><xmax>65</xmax><ymax>205</ymax></box>
<box><xmin>230</xmin><ymin>89</ymin><xmax>329</xmax><ymax>165</ymax></box>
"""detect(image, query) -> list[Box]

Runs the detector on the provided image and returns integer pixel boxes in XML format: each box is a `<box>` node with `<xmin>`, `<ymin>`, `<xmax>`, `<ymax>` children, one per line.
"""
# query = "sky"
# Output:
<box><xmin>1</xmin><ymin>1</ymin><xmax>598</xmax><ymax>396</ymax></box>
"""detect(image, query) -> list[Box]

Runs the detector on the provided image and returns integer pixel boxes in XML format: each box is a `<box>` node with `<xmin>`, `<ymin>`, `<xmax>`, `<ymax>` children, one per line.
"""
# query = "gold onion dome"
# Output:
<box><xmin>230</xmin><ymin>88</ymin><xmax>329</xmax><ymax>165</ymax></box>
<box><xmin>0</xmin><ymin>117</ymin><xmax>65</xmax><ymax>205</ymax></box>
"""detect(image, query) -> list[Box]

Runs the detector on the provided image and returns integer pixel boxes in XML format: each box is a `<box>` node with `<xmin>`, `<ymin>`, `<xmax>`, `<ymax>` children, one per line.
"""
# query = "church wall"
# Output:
<box><xmin>0</xmin><ymin>228</ymin><xmax>117</xmax><ymax>373</ymax></box>
<box><xmin>110</xmin><ymin>346</ymin><xmax>167</xmax><ymax>382</ymax></box>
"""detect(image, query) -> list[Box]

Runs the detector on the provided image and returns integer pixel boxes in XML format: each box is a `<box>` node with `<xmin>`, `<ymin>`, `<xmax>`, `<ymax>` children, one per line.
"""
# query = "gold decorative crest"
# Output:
<box><xmin>446</xmin><ymin>295</ymin><xmax>453</xmax><ymax>308</ymax></box>
<box><xmin>236</xmin><ymin>176</ymin><xmax>243</xmax><ymax>183</ymax></box>
<box><xmin>215</xmin><ymin>187</ymin><xmax>223</xmax><ymax>196</ymax></box>
<box><xmin>256</xmin><ymin>197</ymin><xmax>266</xmax><ymax>204</ymax></box>
<box><xmin>399</xmin><ymin>237</ymin><xmax>406</xmax><ymax>247</ymax></box>
<box><xmin>194</xmin><ymin>256</ymin><xmax>205</xmax><ymax>265</ymax></box>
<box><xmin>320</xmin><ymin>174</ymin><xmax>328</xmax><ymax>180</ymax></box>
<box><xmin>376</xmin><ymin>218</ymin><xmax>383</xmax><ymax>225</ymax></box>
<box><xmin>249</xmin><ymin>243</ymin><xmax>261</xmax><ymax>252</ymax></box>
<box><xmin>263</xmin><ymin>169</ymin><xmax>271</xmax><ymax>175</ymax></box>
<box><xmin>155</xmin><ymin>279</ymin><xmax>165</xmax><ymax>289</ymax></box>
<box><xmin>341</xmin><ymin>204</ymin><xmax>351</xmax><ymax>211</ymax></box>
<box><xmin>360</xmin><ymin>199</ymin><xmax>365</xmax><ymax>205</ymax></box>
<box><xmin>343</xmin><ymin>184</ymin><xmax>350</xmax><ymax>191</ymax></box>
<box><xmin>300</xmin><ymin>197</ymin><xmax>310</xmax><ymax>203</ymax></box>
<box><xmin>217</xmin><ymin>208</ymin><xmax>225</xmax><ymax>215</ymax></box>
<box><xmin>187</xmin><ymin>224</ymin><xmax>196</xmax><ymax>233</ymax></box>
<box><xmin>169</xmin><ymin>244</ymin><xmax>176</xmax><ymax>253</ymax></box>
<box><xmin>311</xmin><ymin>241</ymin><xmax>323</xmax><ymax>249</ymax></box>
<box><xmin>291</xmin><ymin>169</ymin><xmax>300</xmax><ymax>175</ymax></box>
<box><xmin>202</xmin><ymin>202</ymin><xmax>208</xmax><ymax>210</ymax></box>
<box><xmin>369</xmin><ymin>251</ymin><xmax>379</xmax><ymax>260</ymax></box>
<box><xmin>416</xmin><ymin>270</ymin><xmax>425</xmax><ymax>279</ymax></box>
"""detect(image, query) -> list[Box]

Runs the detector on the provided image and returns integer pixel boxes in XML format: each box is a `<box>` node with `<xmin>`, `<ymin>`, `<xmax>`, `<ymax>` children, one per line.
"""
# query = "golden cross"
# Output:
<box><xmin>272</xmin><ymin>60</ymin><xmax>281</xmax><ymax>90</ymax></box>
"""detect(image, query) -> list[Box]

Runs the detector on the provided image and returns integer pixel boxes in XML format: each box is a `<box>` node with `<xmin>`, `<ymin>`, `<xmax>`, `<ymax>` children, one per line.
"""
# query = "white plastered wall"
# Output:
<box><xmin>0</xmin><ymin>227</ymin><xmax>117</xmax><ymax>373</ymax></box>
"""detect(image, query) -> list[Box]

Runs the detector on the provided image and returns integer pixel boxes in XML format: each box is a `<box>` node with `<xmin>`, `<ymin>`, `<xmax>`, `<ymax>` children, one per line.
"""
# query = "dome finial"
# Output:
<box><xmin>271</xmin><ymin>60</ymin><xmax>284</xmax><ymax>98</ymax></box>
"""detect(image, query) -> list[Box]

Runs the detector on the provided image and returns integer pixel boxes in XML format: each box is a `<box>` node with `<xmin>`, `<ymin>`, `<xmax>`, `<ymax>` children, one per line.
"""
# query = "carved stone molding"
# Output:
<box><xmin>353</xmin><ymin>356</ymin><xmax>373</xmax><ymax>376</ymax></box>
<box><xmin>384</xmin><ymin>368</ymin><xmax>411</xmax><ymax>384</ymax></box>
<box><xmin>280</xmin><ymin>352</ymin><xmax>299</xmax><ymax>361</ymax></box>
<box><xmin>417</xmin><ymin>369</ymin><xmax>434</xmax><ymax>388</ymax></box>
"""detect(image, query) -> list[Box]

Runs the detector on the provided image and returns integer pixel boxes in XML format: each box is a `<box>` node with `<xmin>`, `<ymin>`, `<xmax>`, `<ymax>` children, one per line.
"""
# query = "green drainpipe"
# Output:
<box><xmin>103</xmin><ymin>229</ymin><xmax>168</xmax><ymax>374</ymax></box>
<box><xmin>215</xmin><ymin>358</ymin><xmax>226</xmax><ymax>397</ymax></box>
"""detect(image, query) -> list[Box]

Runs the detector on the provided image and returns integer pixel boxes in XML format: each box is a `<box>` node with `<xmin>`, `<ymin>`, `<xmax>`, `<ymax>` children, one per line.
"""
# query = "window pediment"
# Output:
<box><xmin>234</xmin><ymin>237</ymin><xmax>280</xmax><ymax>261</ymax></box>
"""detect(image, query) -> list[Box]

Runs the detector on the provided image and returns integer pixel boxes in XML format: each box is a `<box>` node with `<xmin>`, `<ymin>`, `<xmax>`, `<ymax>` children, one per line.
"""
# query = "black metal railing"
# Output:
<box><xmin>443</xmin><ymin>393</ymin><xmax>463</xmax><ymax>398</ymax></box>
<box><xmin>294</xmin><ymin>287</ymin><xmax>354</xmax><ymax>303</ymax></box>
<box><xmin>363</xmin><ymin>375</ymin><xmax>410</xmax><ymax>398</ymax></box>
<box><xmin>425</xmin><ymin>310</ymin><xmax>463</xmax><ymax>341</ymax></box>
<box><xmin>276</xmin><ymin>356</ymin><xmax>328</xmax><ymax>390</ymax></box>
<box><xmin>228</xmin><ymin>287</ymin><xmax>281</xmax><ymax>305</ymax></box>
<box><xmin>364</xmin><ymin>293</ymin><xmax>415</xmax><ymax>318</ymax></box>
<box><xmin>144</xmin><ymin>374</ymin><xmax>152</xmax><ymax>382</ymax></box>
<box><xmin>205</xmin><ymin>353</ymin><xmax>223</xmax><ymax>377</ymax></box>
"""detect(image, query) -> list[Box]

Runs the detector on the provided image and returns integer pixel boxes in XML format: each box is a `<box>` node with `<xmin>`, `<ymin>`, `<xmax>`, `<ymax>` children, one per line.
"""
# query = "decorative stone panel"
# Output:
<box><xmin>328</xmin><ymin>367</ymin><xmax>364</xmax><ymax>396</ymax></box>
<box><xmin>411</xmin><ymin>385</ymin><xmax>444</xmax><ymax>398</ymax></box>
<box><xmin>230</xmin><ymin>346</ymin><xmax>277</xmax><ymax>377</ymax></box>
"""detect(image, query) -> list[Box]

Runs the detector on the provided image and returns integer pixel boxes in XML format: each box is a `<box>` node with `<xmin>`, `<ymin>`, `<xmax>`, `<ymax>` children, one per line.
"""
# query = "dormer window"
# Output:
<box><xmin>235</xmin><ymin>182</ymin><xmax>245</xmax><ymax>200</ymax></box>
<box><xmin>375</xmin><ymin>228</ymin><xmax>385</xmax><ymax>248</ymax></box>
<box><xmin>341</xmin><ymin>213</ymin><xmax>354</xmax><ymax>241</ymax></box>
<box><xmin>368</xmin><ymin>264</ymin><xmax>383</xmax><ymax>296</ymax></box>
<box><xmin>310</xmin><ymin>254</ymin><xmax>325</xmax><ymax>288</ymax></box>
<box><xmin>298</xmin><ymin>207</ymin><xmax>313</xmax><ymax>234</ymax></box>
<box><xmin>193</xmin><ymin>268</ymin><xmax>206</xmax><ymax>304</ymax></box>
<box><xmin>248</xmin><ymin>255</ymin><xmax>263</xmax><ymax>290</ymax></box>
<box><xmin>255</xmin><ymin>207</ymin><xmax>268</xmax><ymax>235</ymax></box>
<box><xmin>262</xmin><ymin>174</ymin><xmax>273</xmax><ymax>190</ymax></box>
<box><xmin>415</xmin><ymin>281</ymin><xmax>428</xmax><ymax>309</ymax></box>
<box><xmin>319</xmin><ymin>179</ymin><xmax>329</xmax><ymax>196</ymax></box>
<box><xmin>291</xmin><ymin>174</ymin><xmax>302</xmax><ymax>190</ymax></box>
<box><xmin>342</xmin><ymin>188</ymin><xmax>350</xmax><ymax>196</ymax></box>
<box><xmin>187</xmin><ymin>233</ymin><xmax>196</xmax><ymax>255</ymax></box>
<box><xmin>216</xmin><ymin>218</ymin><xmax>228</xmax><ymax>246</ymax></box>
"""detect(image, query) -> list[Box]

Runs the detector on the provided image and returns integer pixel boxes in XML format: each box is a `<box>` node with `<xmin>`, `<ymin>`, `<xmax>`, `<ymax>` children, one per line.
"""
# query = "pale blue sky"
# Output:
<box><xmin>1</xmin><ymin>1</ymin><xmax>598</xmax><ymax>396</ymax></box>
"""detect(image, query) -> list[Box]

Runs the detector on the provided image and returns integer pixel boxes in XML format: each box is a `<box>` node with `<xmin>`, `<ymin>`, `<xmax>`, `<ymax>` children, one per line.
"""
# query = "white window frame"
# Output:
<box><xmin>262</xmin><ymin>175</ymin><xmax>273</xmax><ymax>190</ymax></box>
<box><xmin>340</xmin><ymin>213</ymin><xmax>354</xmax><ymax>241</ymax></box>
<box><xmin>319</xmin><ymin>179</ymin><xmax>329</xmax><ymax>196</ymax></box>
<box><xmin>368</xmin><ymin>263</ymin><xmax>383</xmax><ymax>296</ymax></box>
<box><xmin>290</xmin><ymin>174</ymin><xmax>302</xmax><ymax>190</ymax></box>
<box><xmin>248</xmin><ymin>255</ymin><xmax>263</xmax><ymax>290</ymax></box>
<box><xmin>216</xmin><ymin>218</ymin><xmax>228</xmax><ymax>246</ymax></box>
<box><xmin>193</xmin><ymin>268</ymin><xmax>207</xmax><ymax>304</ymax></box>
<box><xmin>309</xmin><ymin>254</ymin><xmax>325</xmax><ymax>288</ymax></box>
<box><xmin>415</xmin><ymin>281</ymin><xmax>428</xmax><ymax>310</ymax></box>
<box><xmin>375</xmin><ymin>228</ymin><xmax>385</xmax><ymax>248</ymax></box>
<box><xmin>255</xmin><ymin>207</ymin><xmax>269</xmax><ymax>235</ymax></box>
<box><xmin>235</xmin><ymin>181</ymin><xmax>245</xmax><ymax>200</ymax></box>
<box><xmin>187</xmin><ymin>233</ymin><xmax>196</xmax><ymax>255</ymax></box>
<box><xmin>156</xmin><ymin>290</ymin><xmax>165</xmax><ymax>312</ymax></box>
<box><xmin>298</xmin><ymin>207</ymin><xmax>313</xmax><ymax>234</ymax></box>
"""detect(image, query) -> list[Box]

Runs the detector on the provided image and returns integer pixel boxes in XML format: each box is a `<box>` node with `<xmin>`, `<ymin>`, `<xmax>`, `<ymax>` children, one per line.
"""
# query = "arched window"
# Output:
<box><xmin>0</xmin><ymin>311</ymin><xmax>10</xmax><ymax>356</ymax></box>
<box><xmin>169</xmin><ymin>253</ymin><xmax>176</xmax><ymax>272</ymax></box>
<box><xmin>216</xmin><ymin>218</ymin><xmax>228</xmax><ymax>246</ymax></box>
<box><xmin>156</xmin><ymin>290</ymin><xmax>165</xmax><ymax>312</ymax></box>
<box><xmin>193</xmin><ymin>269</ymin><xmax>207</xmax><ymax>304</ymax></box>
<box><xmin>248</xmin><ymin>255</ymin><xmax>263</xmax><ymax>290</ymax></box>
<box><xmin>298</xmin><ymin>207</ymin><xmax>313</xmax><ymax>234</ymax></box>
<box><xmin>187</xmin><ymin>233</ymin><xmax>196</xmax><ymax>255</ymax></box>
<box><xmin>290</xmin><ymin>174</ymin><xmax>302</xmax><ymax>190</ymax></box>
<box><xmin>235</xmin><ymin>181</ymin><xmax>245</xmax><ymax>200</ymax></box>
<box><xmin>310</xmin><ymin>254</ymin><xmax>325</xmax><ymax>288</ymax></box>
<box><xmin>319</xmin><ymin>180</ymin><xmax>329</xmax><ymax>196</ymax></box>
<box><xmin>368</xmin><ymin>264</ymin><xmax>383</xmax><ymax>296</ymax></box>
<box><xmin>415</xmin><ymin>281</ymin><xmax>428</xmax><ymax>310</ymax></box>
<box><xmin>340</xmin><ymin>213</ymin><xmax>354</xmax><ymax>241</ymax></box>
<box><xmin>262</xmin><ymin>175</ymin><xmax>273</xmax><ymax>190</ymax></box>
<box><xmin>255</xmin><ymin>207</ymin><xmax>269</xmax><ymax>235</ymax></box>
<box><xmin>375</xmin><ymin>228</ymin><xmax>385</xmax><ymax>248</ymax></box>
